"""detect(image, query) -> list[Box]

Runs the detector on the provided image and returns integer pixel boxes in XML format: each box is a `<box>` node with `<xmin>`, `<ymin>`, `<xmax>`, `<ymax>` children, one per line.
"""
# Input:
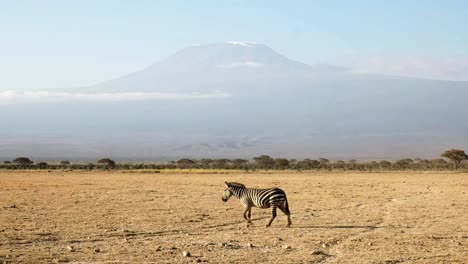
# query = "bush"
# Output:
<box><xmin>97</xmin><ymin>158</ymin><xmax>116</xmax><ymax>169</ymax></box>
<box><xmin>36</xmin><ymin>162</ymin><xmax>48</xmax><ymax>169</ymax></box>
<box><xmin>13</xmin><ymin>157</ymin><xmax>34</xmax><ymax>165</ymax></box>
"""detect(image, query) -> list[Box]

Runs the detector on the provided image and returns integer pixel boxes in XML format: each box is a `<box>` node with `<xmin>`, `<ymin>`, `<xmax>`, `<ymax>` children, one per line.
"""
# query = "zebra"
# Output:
<box><xmin>222</xmin><ymin>181</ymin><xmax>292</xmax><ymax>227</ymax></box>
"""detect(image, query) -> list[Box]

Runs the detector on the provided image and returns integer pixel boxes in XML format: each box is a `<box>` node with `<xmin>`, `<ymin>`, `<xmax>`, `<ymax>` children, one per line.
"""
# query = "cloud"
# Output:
<box><xmin>351</xmin><ymin>56</ymin><xmax>468</xmax><ymax>81</ymax></box>
<box><xmin>0</xmin><ymin>90</ymin><xmax>231</xmax><ymax>105</ymax></box>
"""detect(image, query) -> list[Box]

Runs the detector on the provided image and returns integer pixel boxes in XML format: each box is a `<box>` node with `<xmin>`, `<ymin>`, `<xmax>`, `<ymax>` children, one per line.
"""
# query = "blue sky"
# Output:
<box><xmin>1</xmin><ymin>0</ymin><xmax>467</xmax><ymax>90</ymax></box>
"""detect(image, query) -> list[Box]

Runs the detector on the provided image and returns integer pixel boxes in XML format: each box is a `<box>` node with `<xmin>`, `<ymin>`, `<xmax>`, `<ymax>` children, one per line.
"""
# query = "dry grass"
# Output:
<box><xmin>122</xmin><ymin>169</ymin><xmax>247</xmax><ymax>174</ymax></box>
<box><xmin>0</xmin><ymin>171</ymin><xmax>466</xmax><ymax>263</ymax></box>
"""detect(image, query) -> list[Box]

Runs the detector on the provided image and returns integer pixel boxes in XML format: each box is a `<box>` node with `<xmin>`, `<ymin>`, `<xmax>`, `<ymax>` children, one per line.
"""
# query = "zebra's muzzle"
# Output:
<box><xmin>222</xmin><ymin>198</ymin><xmax>227</xmax><ymax>202</ymax></box>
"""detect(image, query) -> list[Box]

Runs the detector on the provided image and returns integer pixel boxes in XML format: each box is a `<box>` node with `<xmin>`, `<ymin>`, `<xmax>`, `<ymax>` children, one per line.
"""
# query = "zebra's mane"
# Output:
<box><xmin>226</xmin><ymin>182</ymin><xmax>246</xmax><ymax>189</ymax></box>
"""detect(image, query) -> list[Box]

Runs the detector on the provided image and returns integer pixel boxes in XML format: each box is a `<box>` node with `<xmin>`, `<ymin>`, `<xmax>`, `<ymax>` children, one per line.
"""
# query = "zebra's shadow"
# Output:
<box><xmin>294</xmin><ymin>225</ymin><xmax>382</xmax><ymax>230</ymax></box>
<box><xmin>203</xmin><ymin>216</ymin><xmax>272</xmax><ymax>229</ymax></box>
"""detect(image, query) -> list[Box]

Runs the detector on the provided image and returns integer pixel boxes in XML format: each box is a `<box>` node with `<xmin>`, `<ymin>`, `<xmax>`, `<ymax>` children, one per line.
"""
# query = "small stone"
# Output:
<box><xmin>94</xmin><ymin>248</ymin><xmax>101</xmax><ymax>253</ymax></box>
<box><xmin>247</xmin><ymin>242</ymin><xmax>253</xmax><ymax>248</ymax></box>
<box><xmin>282</xmin><ymin>245</ymin><xmax>291</xmax><ymax>249</ymax></box>
<box><xmin>182</xmin><ymin>251</ymin><xmax>191</xmax><ymax>257</ymax></box>
<box><xmin>54</xmin><ymin>257</ymin><xmax>70</xmax><ymax>263</ymax></box>
<box><xmin>155</xmin><ymin>246</ymin><xmax>162</xmax><ymax>251</ymax></box>
<box><xmin>322</xmin><ymin>243</ymin><xmax>328</xmax><ymax>248</ymax></box>
<box><xmin>197</xmin><ymin>259</ymin><xmax>202</xmax><ymax>263</ymax></box>
<box><xmin>277</xmin><ymin>237</ymin><xmax>283</xmax><ymax>241</ymax></box>
<box><xmin>311</xmin><ymin>250</ymin><xmax>325</xmax><ymax>255</ymax></box>
<box><xmin>368</xmin><ymin>242</ymin><xmax>373</xmax><ymax>246</ymax></box>
<box><xmin>67</xmin><ymin>245</ymin><xmax>75</xmax><ymax>252</ymax></box>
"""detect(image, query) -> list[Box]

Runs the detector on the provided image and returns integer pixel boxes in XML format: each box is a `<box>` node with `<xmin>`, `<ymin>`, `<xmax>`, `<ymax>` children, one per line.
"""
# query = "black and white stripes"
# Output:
<box><xmin>222</xmin><ymin>181</ymin><xmax>292</xmax><ymax>227</ymax></box>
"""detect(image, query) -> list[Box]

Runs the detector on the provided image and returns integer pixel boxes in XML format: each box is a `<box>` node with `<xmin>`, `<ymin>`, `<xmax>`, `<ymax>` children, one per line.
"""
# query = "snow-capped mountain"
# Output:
<box><xmin>86</xmin><ymin>42</ymin><xmax>346</xmax><ymax>93</ymax></box>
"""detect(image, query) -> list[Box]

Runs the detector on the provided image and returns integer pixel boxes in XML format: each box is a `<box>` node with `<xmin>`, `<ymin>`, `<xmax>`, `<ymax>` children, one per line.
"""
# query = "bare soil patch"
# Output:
<box><xmin>0</xmin><ymin>171</ymin><xmax>466</xmax><ymax>263</ymax></box>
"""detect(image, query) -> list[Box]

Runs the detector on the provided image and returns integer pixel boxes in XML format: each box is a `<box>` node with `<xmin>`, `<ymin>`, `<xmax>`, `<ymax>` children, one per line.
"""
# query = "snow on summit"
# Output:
<box><xmin>225</xmin><ymin>41</ymin><xmax>257</xmax><ymax>46</ymax></box>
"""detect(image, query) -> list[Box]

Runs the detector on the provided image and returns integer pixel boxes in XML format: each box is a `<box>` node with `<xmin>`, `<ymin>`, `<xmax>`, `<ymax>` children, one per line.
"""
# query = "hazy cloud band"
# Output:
<box><xmin>0</xmin><ymin>90</ymin><xmax>231</xmax><ymax>105</ymax></box>
<box><xmin>351</xmin><ymin>56</ymin><xmax>468</xmax><ymax>81</ymax></box>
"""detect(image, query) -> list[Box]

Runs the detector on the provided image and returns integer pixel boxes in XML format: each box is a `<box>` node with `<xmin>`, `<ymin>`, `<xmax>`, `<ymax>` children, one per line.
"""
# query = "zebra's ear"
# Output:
<box><xmin>224</xmin><ymin>181</ymin><xmax>229</xmax><ymax>187</ymax></box>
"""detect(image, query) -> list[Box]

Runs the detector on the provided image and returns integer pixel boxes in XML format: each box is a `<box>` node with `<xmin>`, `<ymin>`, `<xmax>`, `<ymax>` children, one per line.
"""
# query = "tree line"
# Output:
<box><xmin>1</xmin><ymin>149</ymin><xmax>467</xmax><ymax>171</ymax></box>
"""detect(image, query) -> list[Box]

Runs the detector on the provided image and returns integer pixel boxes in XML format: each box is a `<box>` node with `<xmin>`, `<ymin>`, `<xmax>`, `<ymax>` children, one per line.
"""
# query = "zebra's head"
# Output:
<box><xmin>222</xmin><ymin>181</ymin><xmax>233</xmax><ymax>202</ymax></box>
<box><xmin>222</xmin><ymin>181</ymin><xmax>246</xmax><ymax>202</ymax></box>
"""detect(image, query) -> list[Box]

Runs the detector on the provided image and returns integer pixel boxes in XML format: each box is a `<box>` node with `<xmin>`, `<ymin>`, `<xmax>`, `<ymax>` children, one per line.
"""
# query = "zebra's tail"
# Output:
<box><xmin>283</xmin><ymin>196</ymin><xmax>291</xmax><ymax>215</ymax></box>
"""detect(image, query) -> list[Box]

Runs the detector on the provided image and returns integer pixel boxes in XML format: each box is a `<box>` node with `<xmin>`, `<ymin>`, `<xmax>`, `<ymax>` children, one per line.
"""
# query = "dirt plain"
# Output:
<box><xmin>0</xmin><ymin>170</ymin><xmax>466</xmax><ymax>263</ymax></box>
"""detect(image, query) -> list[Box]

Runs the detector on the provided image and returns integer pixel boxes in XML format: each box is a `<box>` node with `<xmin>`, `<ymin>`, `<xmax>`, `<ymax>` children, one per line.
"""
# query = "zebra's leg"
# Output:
<box><xmin>247</xmin><ymin>208</ymin><xmax>252</xmax><ymax>222</ymax></box>
<box><xmin>243</xmin><ymin>206</ymin><xmax>252</xmax><ymax>223</ymax></box>
<box><xmin>244</xmin><ymin>206</ymin><xmax>249</xmax><ymax>222</ymax></box>
<box><xmin>266</xmin><ymin>206</ymin><xmax>277</xmax><ymax>227</ymax></box>
<box><xmin>279</xmin><ymin>201</ymin><xmax>292</xmax><ymax>227</ymax></box>
<box><xmin>286</xmin><ymin>213</ymin><xmax>292</xmax><ymax>227</ymax></box>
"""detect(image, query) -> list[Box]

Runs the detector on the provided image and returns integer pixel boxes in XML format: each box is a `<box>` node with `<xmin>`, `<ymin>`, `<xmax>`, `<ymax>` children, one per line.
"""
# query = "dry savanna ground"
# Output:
<box><xmin>0</xmin><ymin>170</ymin><xmax>467</xmax><ymax>263</ymax></box>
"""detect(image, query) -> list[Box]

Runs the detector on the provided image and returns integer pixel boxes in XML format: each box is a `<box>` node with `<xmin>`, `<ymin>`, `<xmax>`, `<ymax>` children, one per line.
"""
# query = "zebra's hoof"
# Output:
<box><xmin>266</xmin><ymin>225</ymin><xmax>270</xmax><ymax>228</ymax></box>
